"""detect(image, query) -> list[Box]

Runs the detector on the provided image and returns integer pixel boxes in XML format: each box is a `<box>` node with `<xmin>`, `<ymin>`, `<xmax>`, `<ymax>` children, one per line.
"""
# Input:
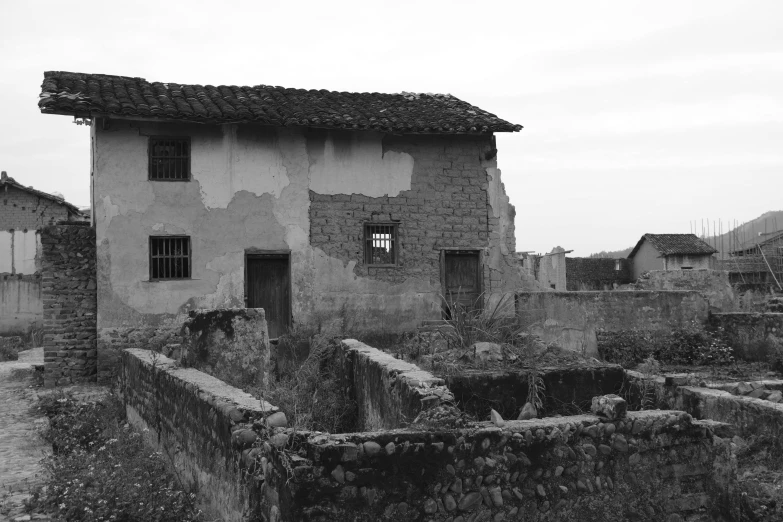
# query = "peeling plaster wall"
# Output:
<box><xmin>94</xmin><ymin>121</ymin><xmax>525</xmax><ymax>380</ymax></box>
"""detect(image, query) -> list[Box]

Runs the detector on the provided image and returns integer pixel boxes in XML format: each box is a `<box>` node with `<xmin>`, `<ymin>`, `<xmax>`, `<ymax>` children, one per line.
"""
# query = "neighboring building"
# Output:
<box><xmin>1</xmin><ymin>171</ymin><xmax>86</xmax><ymax>334</ymax></box>
<box><xmin>565</xmin><ymin>257</ymin><xmax>631</xmax><ymax>291</ymax></box>
<box><xmin>39</xmin><ymin>71</ymin><xmax>531</xmax><ymax>374</ymax></box>
<box><xmin>628</xmin><ymin>233</ymin><xmax>717</xmax><ymax>281</ymax></box>
<box><xmin>721</xmin><ymin>231</ymin><xmax>783</xmax><ymax>287</ymax></box>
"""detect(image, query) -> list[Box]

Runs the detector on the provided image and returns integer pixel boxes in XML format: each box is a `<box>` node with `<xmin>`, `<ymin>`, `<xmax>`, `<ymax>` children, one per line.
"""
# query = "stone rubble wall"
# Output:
<box><xmin>41</xmin><ymin>223</ymin><xmax>97</xmax><ymax>387</ymax></box>
<box><xmin>516</xmin><ymin>291</ymin><xmax>709</xmax><ymax>356</ymax></box>
<box><xmin>265</xmin><ymin>411</ymin><xmax>737</xmax><ymax>521</ymax></box>
<box><xmin>120</xmin><ymin>348</ymin><xmax>279</xmax><ymax>522</ymax></box>
<box><xmin>340</xmin><ymin>339</ymin><xmax>454</xmax><ymax>430</ymax></box>
<box><xmin>709</xmin><ymin>312</ymin><xmax>783</xmax><ymax>360</ymax></box>
<box><xmin>180</xmin><ymin>308</ymin><xmax>270</xmax><ymax>390</ymax></box>
<box><xmin>635</xmin><ymin>269</ymin><xmax>737</xmax><ymax>312</ymax></box>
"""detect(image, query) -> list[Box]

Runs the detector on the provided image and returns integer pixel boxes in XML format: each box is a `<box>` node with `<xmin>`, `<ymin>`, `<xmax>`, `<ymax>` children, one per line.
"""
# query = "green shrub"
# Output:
<box><xmin>30</xmin><ymin>392</ymin><xmax>201</xmax><ymax>521</ymax></box>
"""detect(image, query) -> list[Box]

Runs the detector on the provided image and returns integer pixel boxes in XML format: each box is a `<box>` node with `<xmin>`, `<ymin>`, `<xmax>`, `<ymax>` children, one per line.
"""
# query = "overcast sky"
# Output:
<box><xmin>2</xmin><ymin>0</ymin><xmax>781</xmax><ymax>256</ymax></box>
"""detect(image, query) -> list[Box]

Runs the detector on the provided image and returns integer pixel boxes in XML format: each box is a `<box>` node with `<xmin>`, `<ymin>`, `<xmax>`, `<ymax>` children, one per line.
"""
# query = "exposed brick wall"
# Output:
<box><xmin>42</xmin><ymin>223</ymin><xmax>97</xmax><ymax>387</ymax></box>
<box><xmin>566</xmin><ymin>257</ymin><xmax>632</xmax><ymax>291</ymax></box>
<box><xmin>309</xmin><ymin>135</ymin><xmax>495</xmax><ymax>289</ymax></box>
<box><xmin>1</xmin><ymin>185</ymin><xmax>72</xmax><ymax>231</ymax></box>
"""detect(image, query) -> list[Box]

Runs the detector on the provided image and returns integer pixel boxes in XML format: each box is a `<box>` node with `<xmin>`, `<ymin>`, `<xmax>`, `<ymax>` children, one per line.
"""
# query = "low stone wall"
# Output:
<box><xmin>446</xmin><ymin>365</ymin><xmax>625</xmax><ymax>420</ymax></box>
<box><xmin>120</xmin><ymin>348</ymin><xmax>280</xmax><ymax>522</ymax></box>
<box><xmin>516</xmin><ymin>291</ymin><xmax>709</xmax><ymax>356</ymax></box>
<box><xmin>340</xmin><ymin>339</ymin><xmax>454</xmax><ymax>430</ymax></box>
<box><xmin>41</xmin><ymin>223</ymin><xmax>97</xmax><ymax>387</ymax></box>
<box><xmin>565</xmin><ymin>258</ymin><xmax>631</xmax><ymax>291</ymax></box>
<box><xmin>180</xmin><ymin>308</ymin><xmax>270</xmax><ymax>390</ymax></box>
<box><xmin>264</xmin><ymin>411</ymin><xmax>737</xmax><ymax>521</ymax></box>
<box><xmin>635</xmin><ymin>269</ymin><xmax>737</xmax><ymax>312</ymax></box>
<box><xmin>709</xmin><ymin>312</ymin><xmax>783</xmax><ymax>361</ymax></box>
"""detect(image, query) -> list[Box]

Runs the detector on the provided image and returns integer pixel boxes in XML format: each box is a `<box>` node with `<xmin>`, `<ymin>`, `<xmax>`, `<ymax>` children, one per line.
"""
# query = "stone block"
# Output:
<box><xmin>591</xmin><ymin>394</ymin><xmax>627</xmax><ymax>420</ymax></box>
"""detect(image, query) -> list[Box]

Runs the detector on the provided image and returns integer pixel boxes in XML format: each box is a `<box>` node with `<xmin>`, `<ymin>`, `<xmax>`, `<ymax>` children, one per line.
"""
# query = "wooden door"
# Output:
<box><xmin>246</xmin><ymin>255</ymin><xmax>290</xmax><ymax>339</ymax></box>
<box><xmin>444</xmin><ymin>251</ymin><xmax>481</xmax><ymax>315</ymax></box>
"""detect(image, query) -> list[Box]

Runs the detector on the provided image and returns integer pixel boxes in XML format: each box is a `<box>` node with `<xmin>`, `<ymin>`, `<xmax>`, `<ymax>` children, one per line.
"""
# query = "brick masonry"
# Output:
<box><xmin>41</xmin><ymin>223</ymin><xmax>97</xmax><ymax>387</ymax></box>
<box><xmin>566</xmin><ymin>258</ymin><xmax>631</xmax><ymax>291</ymax></box>
<box><xmin>1</xmin><ymin>185</ymin><xmax>73</xmax><ymax>231</ymax></box>
<box><xmin>309</xmin><ymin>135</ymin><xmax>505</xmax><ymax>293</ymax></box>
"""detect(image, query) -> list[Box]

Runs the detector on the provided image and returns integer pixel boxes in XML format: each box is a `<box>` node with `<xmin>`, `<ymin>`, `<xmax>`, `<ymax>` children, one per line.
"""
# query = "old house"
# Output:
<box><xmin>39</xmin><ymin>71</ymin><xmax>530</xmax><ymax>379</ymax></box>
<box><xmin>628</xmin><ymin>233</ymin><xmax>717</xmax><ymax>280</ymax></box>
<box><xmin>1</xmin><ymin>171</ymin><xmax>86</xmax><ymax>334</ymax></box>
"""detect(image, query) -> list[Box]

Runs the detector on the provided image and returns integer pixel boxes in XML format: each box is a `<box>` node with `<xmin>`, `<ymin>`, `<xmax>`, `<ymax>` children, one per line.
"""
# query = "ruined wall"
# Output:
<box><xmin>634</xmin><ymin>269</ymin><xmax>736</xmax><ymax>311</ymax></box>
<box><xmin>340</xmin><ymin>339</ymin><xmax>453</xmax><ymax>430</ymax></box>
<box><xmin>41</xmin><ymin>223</ymin><xmax>97</xmax><ymax>387</ymax></box>
<box><xmin>516</xmin><ymin>291</ymin><xmax>709</xmax><ymax>356</ymax></box>
<box><xmin>180</xmin><ymin>308</ymin><xmax>270</xmax><ymax>390</ymax></box>
<box><xmin>0</xmin><ymin>184</ymin><xmax>72</xmax><ymax>230</ymax></box>
<box><xmin>709</xmin><ymin>312</ymin><xmax>783</xmax><ymax>360</ymax></box>
<box><xmin>565</xmin><ymin>257</ymin><xmax>631</xmax><ymax>291</ymax></box>
<box><xmin>94</xmin><ymin>121</ymin><xmax>523</xmax><ymax>380</ymax></box>
<box><xmin>267</xmin><ymin>411</ymin><xmax>737</xmax><ymax>521</ymax></box>
<box><xmin>120</xmin><ymin>348</ymin><xmax>280</xmax><ymax>522</ymax></box>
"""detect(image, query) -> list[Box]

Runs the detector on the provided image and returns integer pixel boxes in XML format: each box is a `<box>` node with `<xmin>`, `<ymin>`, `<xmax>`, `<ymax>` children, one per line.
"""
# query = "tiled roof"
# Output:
<box><xmin>39</xmin><ymin>71</ymin><xmax>522</xmax><ymax>135</ymax></box>
<box><xmin>0</xmin><ymin>171</ymin><xmax>82</xmax><ymax>215</ymax></box>
<box><xmin>628</xmin><ymin>234</ymin><xmax>718</xmax><ymax>258</ymax></box>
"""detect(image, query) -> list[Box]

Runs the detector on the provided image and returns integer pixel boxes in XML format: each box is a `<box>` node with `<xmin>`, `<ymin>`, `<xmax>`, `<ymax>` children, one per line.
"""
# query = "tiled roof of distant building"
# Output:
<box><xmin>628</xmin><ymin>234</ymin><xmax>718</xmax><ymax>258</ymax></box>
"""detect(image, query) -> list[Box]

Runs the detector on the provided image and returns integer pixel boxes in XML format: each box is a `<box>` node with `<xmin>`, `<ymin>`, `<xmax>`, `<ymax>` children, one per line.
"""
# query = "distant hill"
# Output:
<box><xmin>699</xmin><ymin>210</ymin><xmax>783</xmax><ymax>256</ymax></box>
<box><xmin>587</xmin><ymin>247</ymin><xmax>633</xmax><ymax>259</ymax></box>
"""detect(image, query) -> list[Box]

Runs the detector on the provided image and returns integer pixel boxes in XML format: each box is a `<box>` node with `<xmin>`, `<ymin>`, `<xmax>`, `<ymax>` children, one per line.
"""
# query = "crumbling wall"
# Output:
<box><xmin>566</xmin><ymin>257</ymin><xmax>631</xmax><ymax>291</ymax></box>
<box><xmin>635</xmin><ymin>269</ymin><xmax>737</xmax><ymax>312</ymax></box>
<box><xmin>0</xmin><ymin>184</ymin><xmax>72</xmax><ymax>230</ymax></box>
<box><xmin>708</xmin><ymin>312</ymin><xmax>783</xmax><ymax>360</ymax></box>
<box><xmin>516</xmin><ymin>291</ymin><xmax>709</xmax><ymax>356</ymax></box>
<box><xmin>266</xmin><ymin>411</ymin><xmax>737</xmax><ymax>521</ymax></box>
<box><xmin>41</xmin><ymin>223</ymin><xmax>97</xmax><ymax>387</ymax></box>
<box><xmin>180</xmin><ymin>308</ymin><xmax>270</xmax><ymax>390</ymax></box>
<box><xmin>340</xmin><ymin>339</ymin><xmax>453</xmax><ymax>430</ymax></box>
<box><xmin>94</xmin><ymin>122</ymin><xmax>527</xmax><ymax>380</ymax></box>
<box><xmin>120</xmin><ymin>348</ymin><xmax>279</xmax><ymax>522</ymax></box>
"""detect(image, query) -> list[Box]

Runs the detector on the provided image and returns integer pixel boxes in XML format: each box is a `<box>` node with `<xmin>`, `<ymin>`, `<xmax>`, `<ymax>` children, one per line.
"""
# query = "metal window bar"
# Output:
<box><xmin>149</xmin><ymin>138</ymin><xmax>190</xmax><ymax>180</ymax></box>
<box><xmin>365</xmin><ymin>224</ymin><xmax>396</xmax><ymax>265</ymax></box>
<box><xmin>150</xmin><ymin>237</ymin><xmax>191</xmax><ymax>279</ymax></box>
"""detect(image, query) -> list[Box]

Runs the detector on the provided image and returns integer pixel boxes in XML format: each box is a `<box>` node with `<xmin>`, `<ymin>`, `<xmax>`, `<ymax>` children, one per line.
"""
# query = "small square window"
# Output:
<box><xmin>149</xmin><ymin>137</ymin><xmax>190</xmax><ymax>180</ymax></box>
<box><xmin>364</xmin><ymin>223</ymin><xmax>398</xmax><ymax>266</ymax></box>
<box><xmin>149</xmin><ymin>236</ymin><xmax>191</xmax><ymax>280</ymax></box>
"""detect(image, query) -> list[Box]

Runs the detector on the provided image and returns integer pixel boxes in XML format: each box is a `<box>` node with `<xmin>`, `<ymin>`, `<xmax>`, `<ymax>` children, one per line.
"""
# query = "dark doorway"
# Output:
<box><xmin>246</xmin><ymin>254</ymin><xmax>290</xmax><ymax>339</ymax></box>
<box><xmin>443</xmin><ymin>250</ymin><xmax>482</xmax><ymax>317</ymax></box>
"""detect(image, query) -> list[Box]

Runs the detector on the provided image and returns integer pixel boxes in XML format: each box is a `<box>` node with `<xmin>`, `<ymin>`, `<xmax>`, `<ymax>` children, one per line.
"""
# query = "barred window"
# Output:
<box><xmin>149</xmin><ymin>236</ymin><xmax>191</xmax><ymax>280</ymax></box>
<box><xmin>149</xmin><ymin>137</ymin><xmax>190</xmax><ymax>180</ymax></box>
<box><xmin>364</xmin><ymin>223</ymin><xmax>398</xmax><ymax>266</ymax></box>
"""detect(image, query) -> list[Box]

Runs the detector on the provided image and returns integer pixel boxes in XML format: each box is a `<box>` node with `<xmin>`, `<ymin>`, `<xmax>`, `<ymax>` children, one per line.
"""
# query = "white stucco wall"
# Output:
<box><xmin>0</xmin><ymin>230</ymin><xmax>41</xmax><ymax>275</ymax></box>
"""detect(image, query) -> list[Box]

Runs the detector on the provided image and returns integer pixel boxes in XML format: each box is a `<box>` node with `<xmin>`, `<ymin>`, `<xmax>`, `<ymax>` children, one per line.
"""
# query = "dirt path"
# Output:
<box><xmin>0</xmin><ymin>348</ymin><xmax>50</xmax><ymax>522</ymax></box>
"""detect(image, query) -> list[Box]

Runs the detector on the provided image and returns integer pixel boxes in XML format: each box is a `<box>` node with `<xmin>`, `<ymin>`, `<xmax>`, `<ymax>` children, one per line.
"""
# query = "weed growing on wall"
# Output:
<box><xmin>255</xmin><ymin>333</ymin><xmax>357</xmax><ymax>434</ymax></box>
<box><xmin>27</xmin><ymin>392</ymin><xmax>201</xmax><ymax>522</ymax></box>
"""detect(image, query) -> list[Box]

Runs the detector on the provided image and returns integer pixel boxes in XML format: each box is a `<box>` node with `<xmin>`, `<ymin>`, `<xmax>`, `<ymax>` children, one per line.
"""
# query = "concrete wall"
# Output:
<box><xmin>0</xmin><ymin>275</ymin><xmax>42</xmax><ymax>335</ymax></box>
<box><xmin>663</xmin><ymin>254</ymin><xmax>714</xmax><ymax>271</ymax></box>
<box><xmin>42</xmin><ymin>224</ymin><xmax>97</xmax><ymax>387</ymax></box>
<box><xmin>630</xmin><ymin>240</ymin><xmax>664</xmax><ymax>280</ymax></box>
<box><xmin>566</xmin><ymin>257</ymin><xmax>631</xmax><ymax>291</ymax></box>
<box><xmin>340</xmin><ymin>339</ymin><xmax>454</xmax><ymax>430</ymax></box>
<box><xmin>94</xmin><ymin>120</ymin><xmax>528</xmax><ymax>379</ymax></box>
<box><xmin>516</xmin><ymin>291</ymin><xmax>710</xmax><ymax>356</ymax></box>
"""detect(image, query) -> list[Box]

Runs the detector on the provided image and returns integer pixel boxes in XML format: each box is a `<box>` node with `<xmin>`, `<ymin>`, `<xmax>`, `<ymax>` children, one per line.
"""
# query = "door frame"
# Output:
<box><xmin>244</xmin><ymin>249</ymin><xmax>292</xmax><ymax>336</ymax></box>
<box><xmin>440</xmin><ymin>248</ymin><xmax>484</xmax><ymax>317</ymax></box>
